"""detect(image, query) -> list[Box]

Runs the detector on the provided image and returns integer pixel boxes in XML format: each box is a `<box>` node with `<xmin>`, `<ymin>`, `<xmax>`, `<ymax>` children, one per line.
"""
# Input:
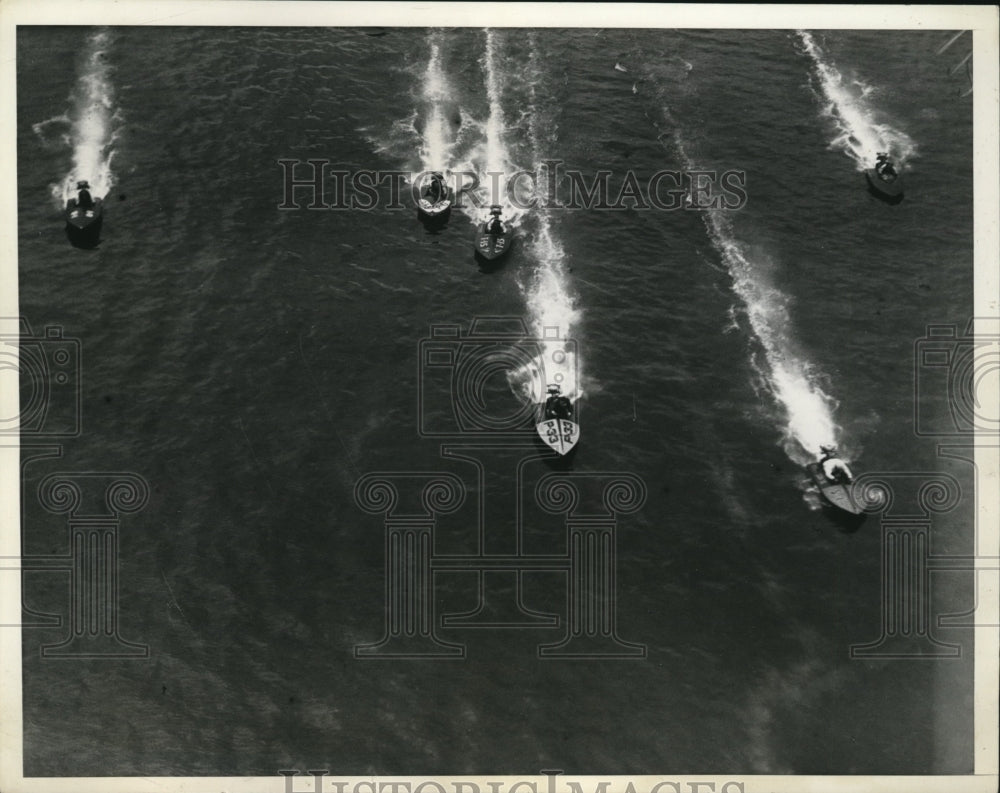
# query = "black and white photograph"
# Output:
<box><xmin>1</xmin><ymin>2</ymin><xmax>998</xmax><ymax>792</ymax></box>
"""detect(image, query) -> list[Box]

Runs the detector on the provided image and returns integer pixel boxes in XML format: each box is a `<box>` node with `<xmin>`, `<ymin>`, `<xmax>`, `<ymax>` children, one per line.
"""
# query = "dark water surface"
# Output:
<box><xmin>17</xmin><ymin>27</ymin><xmax>975</xmax><ymax>776</ymax></box>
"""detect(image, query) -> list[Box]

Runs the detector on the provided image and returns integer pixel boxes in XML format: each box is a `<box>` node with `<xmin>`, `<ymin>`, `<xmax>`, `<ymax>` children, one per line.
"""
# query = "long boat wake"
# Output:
<box><xmin>513</xmin><ymin>216</ymin><xmax>583</xmax><ymax>404</ymax></box>
<box><xmin>649</xmin><ymin>94</ymin><xmax>844</xmax><ymax>469</ymax></box>
<box><xmin>475</xmin><ymin>29</ymin><xmax>530</xmax><ymax>227</ymax></box>
<box><xmin>705</xmin><ymin>209</ymin><xmax>841</xmax><ymax>465</ymax></box>
<box><xmin>508</xmin><ymin>33</ymin><xmax>582</xmax><ymax>406</ymax></box>
<box><xmin>389</xmin><ymin>30</ymin><xmax>530</xmax><ymax>221</ymax></box>
<box><xmin>410</xmin><ymin>34</ymin><xmax>480</xmax><ymax>201</ymax></box>
<box><xmin>417</xmin><ymin>37</ymin><xmax>459</xmax><ymax>175</ymax></box>
<box><xmin>34</xmin><ymin>30</ymin><xmax>119</xmax><ymax>207</ymax></box>
<box><xmin>401</xmin><ymin>31</ymin><xmax>581</xmax><ymax>412</ymax></box>
<box><xmin>797</xmin><ymin>30</ymin><xmax>916</xmax><ymax>171</ymax></box>
<box><xmin>371</xmin><ymin>33</ymin><xmax>478</xmax><ymax>205</ymax></box>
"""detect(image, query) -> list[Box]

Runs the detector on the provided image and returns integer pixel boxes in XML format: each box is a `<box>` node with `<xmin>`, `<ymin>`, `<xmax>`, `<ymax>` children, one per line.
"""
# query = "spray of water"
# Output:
<box><xmin>797</xmin><ymin>30</ymin><xmax>916</xmax><ymax>170</ymax></box>
<box><xmin>50</xmin><ymin>30</ymin><xmax>119</xmax><ymax>205</ymax></box>
<box><xmin>706</xmin><ymin>211</ymin><xmax>840</xmax><ymax>464</ymax></box>
<box><xmin>392</xmin><ymin>31</ymin><xmax>580</xmax><ymax>408</ymax></box>
<box><xmin>504</xmin><ymin>215</ymin><xmax>583</xmax><ymax>405</ymax></box>
<box><xmin>507</xmin><ymin>33</ymin><xmax>583</xmax><ymax>406</ymax></box>
<box><xmin>367</xmin><ymin>34</ymin><xmax>472</xmax><ymax>201</ymax></box>
<box><xmin>653</xmin><ymin>104</ymin><xmax>842</xmax><ymax>465</ymax></box>
<box><xmin>378</xmin><ymin>31</ymin><xmax>528</xmax><ymax>222</ymax></box>
<box><xmin>382</xmin><ymin>33</ymin><xmax>483</xmax><ymax>208</ymax></box>
<box><xmin>419</xmin><ymin>38</ymin><xmax>454</xmax><ymax>174</ymax></box>
<box><xmin>480</xmin><ymin>30</ymin><xmax>509</xmax><ymax>217</ymax></box>
<box><xmin>474</xmin><ymin>29</ymin><xmax>531</xmax><ymax>226</ymax></box>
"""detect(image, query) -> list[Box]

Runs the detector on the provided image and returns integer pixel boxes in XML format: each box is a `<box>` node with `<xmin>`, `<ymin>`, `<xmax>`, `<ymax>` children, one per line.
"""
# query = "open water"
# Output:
<box><xmin>16</xmin><ymin>26</ymin><xmax>976</xmax><ymax>776</ymax></box>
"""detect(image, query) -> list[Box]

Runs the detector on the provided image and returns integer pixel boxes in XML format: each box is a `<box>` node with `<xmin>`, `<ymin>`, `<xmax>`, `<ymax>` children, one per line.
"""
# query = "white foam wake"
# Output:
<box><xmin>389</xmin><ymin>30</ymin><xmax>530</xmax><ymax>224</ymax></box>
<box><xmin>418</xmin><ymin>38</ymin><xmax>454</xmax><ymax>174</ymax></box>
<box><xmin>797</xmin><ymin>30</ymin><xmax>916</xmax><ymax>171</ymax></box>
<box><xmin>655</xmin><ymin>111</ymin><xmax>841</xmax><ymax>464</ymax></box>
<box><xmin>48</xmin><ymin>30</ymin><xmax>119</xmax><ymax>205</ymax></box>
<box><xmin>706</xmin><ymin>211</ymin><xmax>840</xmax><ymax>464</ymax></box>
<box><xmin>474</xmin><ymin>29</ymin><xmax>529</xmax><ymax>226</ymax></box>
<box><xmin>516</xmin><ymin>217</ymin><xmax>583</xmax><ymax>402</ymax></box>
<box><xmin>508</xmin><ymin>33</ymin><xmax>582</xmax><ymax>406</ymax></box>
<box><xmin>393</xmin><ymin>33</ymin><xmax>485</xmax><ymax>211</ymax></box>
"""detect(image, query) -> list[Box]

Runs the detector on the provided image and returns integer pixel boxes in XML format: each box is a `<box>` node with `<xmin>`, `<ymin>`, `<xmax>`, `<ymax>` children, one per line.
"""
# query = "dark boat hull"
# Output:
<box><xmin>475</xmin><ymin>224</ymin><xmax>512</xmax><ymax>262</ymax></box>
<box><xmin>865</xmin><ymin>169</ymin><xmax>903</xmax><ymax>203</ymax></box>
<box><xmin>65</xmin><ymin>198</ymin><xmax>104</xmax><ymax>247</ymax></box>
<box><xmin>806</xmin><ymin>462</ymin><xmax>863</xmax><ymax>515</ymax></box>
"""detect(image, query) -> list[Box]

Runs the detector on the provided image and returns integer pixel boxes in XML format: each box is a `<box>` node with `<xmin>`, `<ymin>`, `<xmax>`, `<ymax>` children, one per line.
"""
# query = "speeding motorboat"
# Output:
<box><xmin>865</xmin><ymin>152</ymin><xmax>903</xmax><ymax>203</ymax></box>
<box><xmin>417</xmin><ymin>172</ymin><xmax>453</xmax><ymax>223</ymax></box>
<box><xmin>65</xmin><ymin>181</ymin><xmax>103</xmax><ymax>247</ymax></box>
<box><xmin>536</xmin><ymin>384</ymin><xmax>579</xmax><ymax>456</ymax></box>
<box><xmin>474</xmin><ymin>206</ymin><xmax>513</xmax><ymax>264</ymax></box>
<box><xmin>806</xmin><ymin>446</ymin><xmax>863</xmax><ymax>516</ymax></box>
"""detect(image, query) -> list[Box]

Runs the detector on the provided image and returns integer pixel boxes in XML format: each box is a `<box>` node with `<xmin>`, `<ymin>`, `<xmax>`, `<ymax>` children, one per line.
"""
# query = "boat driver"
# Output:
<box><xmin>426</xmin><ymin>173</ymin><xmax>445</xmax><ymax>201</ymax></box>
<box><xmin>488</xmin><ymin>209</ymin><xmax>504</xmax><ymax>236</ymax></box>
<box><xmin>819</xmin><ymin>445</ymin><xmax>854</xmax><ymax>484</ymax></box>
<box><xmin>545</xmin><ymin>385</ymin><xmax>572</xmax><ymax>420</ymax></box>
<box><xmin>76</xmin><ymin>180</ymin><xmax>94</xmax><ymax>209</ymax></box>
<box><xmin>875</xmin><ymin>153</ymin><xmax>896</xmax><ymax>179</ymax></box>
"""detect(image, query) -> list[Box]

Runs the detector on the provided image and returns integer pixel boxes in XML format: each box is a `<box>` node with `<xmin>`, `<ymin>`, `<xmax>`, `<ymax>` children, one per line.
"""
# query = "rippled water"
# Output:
<box><xmin>17</xmin><ymin>26</ymin><xmax>976</xmax><ymax>776</ymax></box>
